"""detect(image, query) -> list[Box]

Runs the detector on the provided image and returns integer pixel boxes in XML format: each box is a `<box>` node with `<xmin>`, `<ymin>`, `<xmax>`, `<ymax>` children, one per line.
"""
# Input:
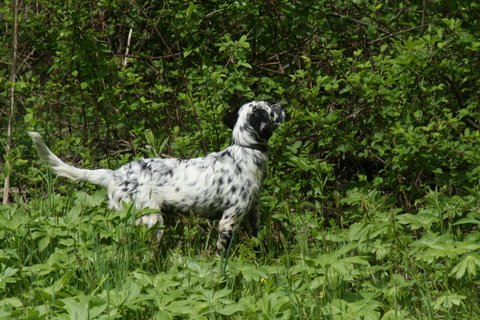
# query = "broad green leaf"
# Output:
<box><xmin>450</xmin><ymin>254</ymin><xmax>480</xmax><ymax>279</ymax></box>
<box><xmin>433</xmin><ymin>293</ymin><xmax>466</xmax><ymax>310</ymax></box>
<box><xmin>61</xmin><ymin>296</ymin><xmax>90</xmax><ymax>320</ymax></box>
<box><xmin>0</xmin><ymin>265</ymin><xmax>18</xmax><ymax>290</ymax></box>
<box><xmin>217</xmin><ymin>302</ymin><xmax>244</xmax><ymax>316</ymax></box>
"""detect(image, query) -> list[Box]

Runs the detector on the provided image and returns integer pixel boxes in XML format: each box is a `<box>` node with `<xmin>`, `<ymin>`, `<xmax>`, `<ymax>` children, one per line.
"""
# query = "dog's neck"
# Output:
<box><xmin>229</xmin><ymin>143</ymin><xmax>268</xmax><ymax>180</ymax></box>
<box><xmin>231</xmin><ymin>122</ymin><xmax>269</xmax><ymax>153</ymax></box>
<box><xmin>234</xmin><ymin>143</ymin><xmax>268</xmax><ymax>152</ymax></box>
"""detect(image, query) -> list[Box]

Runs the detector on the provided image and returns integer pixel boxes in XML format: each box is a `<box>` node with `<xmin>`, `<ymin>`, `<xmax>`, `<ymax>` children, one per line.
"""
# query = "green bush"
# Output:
<box><xmin>2</xmin><ymin>1</ymin><xmax>480</xmax><ymax>318</ymax></box>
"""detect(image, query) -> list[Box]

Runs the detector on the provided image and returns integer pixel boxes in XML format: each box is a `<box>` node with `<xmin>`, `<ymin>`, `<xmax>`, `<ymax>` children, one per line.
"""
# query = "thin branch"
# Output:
<box><xmin>3</xmin><ymin>0</ymin><xmax>19</xmax><ymax>204</ymax></box>
<box><xmin>113</xmin><ymin>52</ymin><xmax>182</xmax><ymax>61</ymax></box>
<box><xmin>330</xmin><ymin>10</ymin><xmax>428</xmax><ymax>45</ymax></box>
<box><xmin>123</xmin><ymin>27</ymin><xmax>133</xmax><ymax>68</ymax></box>
<box><xmin>369</xmin><ymin>25</ymin><xmax>427</xmax><ymax>44</ymax></box>
<box><xmin>329</xmin><ymin>12</ymin><xmax>398</xmax><ymax>40</ymax></box>
<box><xmin>421</xmin><ymin>0</ymin><xmax>427</xmax><ymax>34</ymax></box>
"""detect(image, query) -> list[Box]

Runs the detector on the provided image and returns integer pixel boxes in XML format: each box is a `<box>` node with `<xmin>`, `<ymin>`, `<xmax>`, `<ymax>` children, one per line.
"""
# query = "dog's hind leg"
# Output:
<box><xmin>136</xmin><ymin>213</ymin><xmax>164</xmax><ymax>244</ymax></box>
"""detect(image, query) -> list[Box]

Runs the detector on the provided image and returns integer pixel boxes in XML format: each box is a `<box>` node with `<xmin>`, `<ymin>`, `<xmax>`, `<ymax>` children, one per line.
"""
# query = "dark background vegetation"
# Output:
<box><xmin>2</xmin><ymin>0</ymin><xmax>479</xmax><ymax>209</ymax></box>
<box><xmin>1</xmin><ymin>0</ymin><xmax>480</xmax><ymax>318</ymax></box>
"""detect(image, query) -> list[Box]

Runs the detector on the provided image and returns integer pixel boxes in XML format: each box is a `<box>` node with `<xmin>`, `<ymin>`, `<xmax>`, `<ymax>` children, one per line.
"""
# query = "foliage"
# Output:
<box><xmin>1</xmin><ymin>184</ymin><xmax>480</xmax><ymax>318</ymax></box>
<box><xmin>1</xmin><ymin>0</ymin><xmax>480</xmax><ymax>318</ymax></box>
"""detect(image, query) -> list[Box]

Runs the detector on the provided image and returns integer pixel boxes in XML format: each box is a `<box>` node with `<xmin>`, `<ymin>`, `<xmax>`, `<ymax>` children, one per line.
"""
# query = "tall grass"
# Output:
<box><xmin>1</xmin><ymin>181</ymin><xmax>480</xmax><ymax>319</ymax></box>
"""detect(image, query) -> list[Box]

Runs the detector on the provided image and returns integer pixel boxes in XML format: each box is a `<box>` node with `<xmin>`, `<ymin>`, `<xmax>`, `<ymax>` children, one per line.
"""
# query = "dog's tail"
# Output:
<box><xmin>29</xmin><ymin>131</ymin><xmax>113</xmax><ymax>188</ymax></box>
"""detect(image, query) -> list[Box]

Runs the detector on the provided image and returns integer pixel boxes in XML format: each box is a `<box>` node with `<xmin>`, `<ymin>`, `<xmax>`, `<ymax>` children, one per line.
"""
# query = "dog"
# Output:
<box><xmin>29</xmin><ymin>101</ymin><xmax>285</xmax><ymax>252</ymax></box>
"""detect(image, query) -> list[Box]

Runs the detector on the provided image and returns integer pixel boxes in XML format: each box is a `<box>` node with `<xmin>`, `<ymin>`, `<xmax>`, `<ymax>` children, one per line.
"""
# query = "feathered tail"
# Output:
<box><xmin>29</xmin><ymin>132</ymin><xmax>113</xmax><ymax>188</ymax></box>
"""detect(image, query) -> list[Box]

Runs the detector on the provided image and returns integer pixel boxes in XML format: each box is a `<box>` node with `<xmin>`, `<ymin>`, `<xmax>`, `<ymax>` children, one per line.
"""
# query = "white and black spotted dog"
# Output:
<box><xmin>29</xmin><ymin>101</ymin><xmax>285</xmax><ymax>252</ymax></box>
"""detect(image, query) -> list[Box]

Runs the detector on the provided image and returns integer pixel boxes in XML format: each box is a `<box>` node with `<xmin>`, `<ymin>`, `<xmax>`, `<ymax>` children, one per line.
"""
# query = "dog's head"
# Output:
<box><xmin>223</xmin><ymin>101</ymin><xmax>285</xmax><ymax>149</ymax></box>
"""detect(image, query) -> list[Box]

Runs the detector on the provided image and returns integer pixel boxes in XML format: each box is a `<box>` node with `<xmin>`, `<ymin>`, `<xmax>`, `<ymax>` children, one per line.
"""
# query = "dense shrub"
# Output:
<box><xmin>1</xmin><ymin>1</ymin><xmax>480</xmax><ymax>318</ymax></box>
<box><xmin>2</xmin><ymin>1</ymin><xmax>479</xmax><ymax>205</ymax></box>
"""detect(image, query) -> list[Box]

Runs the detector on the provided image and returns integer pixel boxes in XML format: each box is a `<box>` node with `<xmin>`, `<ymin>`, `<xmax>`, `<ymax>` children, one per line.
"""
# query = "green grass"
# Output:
<box><xmin>1</xmin><ymin>183</ymin><xmax>480</xmax><ymax>319</ymax></box>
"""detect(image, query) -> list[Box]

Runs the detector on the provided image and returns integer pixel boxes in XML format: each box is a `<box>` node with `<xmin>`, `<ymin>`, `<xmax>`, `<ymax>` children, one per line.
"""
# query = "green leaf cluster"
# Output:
<box><xmin>2</xmin><ymin>1</ymin><xmax>480</xmax><ymax>318</ymax></box>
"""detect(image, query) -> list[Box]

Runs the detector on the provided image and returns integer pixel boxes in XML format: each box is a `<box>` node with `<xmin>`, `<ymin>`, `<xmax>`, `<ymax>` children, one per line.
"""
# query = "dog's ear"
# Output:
<box><xmin>222</xmin><ymin>107</ymin><xmax>239</xmax><ymax>129</ymax></box>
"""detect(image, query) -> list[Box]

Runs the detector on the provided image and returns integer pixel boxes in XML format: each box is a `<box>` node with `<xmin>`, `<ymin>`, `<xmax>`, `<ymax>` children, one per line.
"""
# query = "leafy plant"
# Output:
<box><xmin>2</xmin><ymin>1</ymin><xmax>480</xmax><ymax>318</ymax></box>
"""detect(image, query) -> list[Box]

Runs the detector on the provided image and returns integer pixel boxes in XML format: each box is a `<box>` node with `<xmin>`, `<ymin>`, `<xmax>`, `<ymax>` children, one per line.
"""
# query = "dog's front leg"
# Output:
<box><xmin>243</xmin><ymin>202</ymin><xmax>260</xmax><ymax>238</ymax></box>
<box><xmin>216</xmin><ymin>207</ymin><xmax>242</xmax><ymax>253</ymax></box>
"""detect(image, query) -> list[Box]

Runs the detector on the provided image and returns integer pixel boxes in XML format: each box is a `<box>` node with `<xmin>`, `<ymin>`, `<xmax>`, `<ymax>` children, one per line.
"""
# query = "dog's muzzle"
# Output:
<box><xmin>271</xmin><ymin>103</ymin><xmax>285</xmax><ymax>125</ymax></box>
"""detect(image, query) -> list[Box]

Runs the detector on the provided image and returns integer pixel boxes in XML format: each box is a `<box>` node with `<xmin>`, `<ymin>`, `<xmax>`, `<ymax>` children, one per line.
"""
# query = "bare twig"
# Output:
<box><xmin>3</xmin><ymin>0</ymin><xmax>19</xmax><ymax>204</ymax></box>
<box><xmin>369</xmin><ymin>25</ymin><xmax>427</xmax><ymax>44</ymax></box>
<box><xmin>330</xmin><ymin>11</ymin><xmax>427</xmax><ymax>45</ymax></box>
<box><xmin>114</xmin><ymin>52</ymin><xmax>182</xmax><ymax>60</ymax></box>
<box><xmin>421</xmin><ymin>0</ymin><xmax>427</xmax><ymax>34</ymax></box>
<box><xmin>329</xmin><ymin>12</ymin><xmax>398</xmax><ymax>40</ymax></box>
<box><xmin>123</xmin><ymin>27</ymin><xmax>133</xmax><ymax>68</ymax></box>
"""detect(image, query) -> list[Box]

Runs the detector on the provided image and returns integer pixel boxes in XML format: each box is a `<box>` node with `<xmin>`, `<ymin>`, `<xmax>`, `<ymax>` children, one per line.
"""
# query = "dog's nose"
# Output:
<box><xmin>271</xmin><ymin>103</ymin><xmax>285</xmax><ymax>123</ymax></box>
<box><xmin>271</xmin><ymin>103</ymin><xmax>283</xmax><ymax>112</ymax></box>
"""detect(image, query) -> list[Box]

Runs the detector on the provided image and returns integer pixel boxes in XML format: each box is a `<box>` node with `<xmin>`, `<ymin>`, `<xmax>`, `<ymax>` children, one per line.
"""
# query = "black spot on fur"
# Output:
<box><xmin>122</xmin><ymin>180</ymin><xmax>139</xmax><ymax>193</ymax></box>
<box><xmin>221</xmin><ymin>150</ymin><xmax>232</xmax><ymax>159</ymax></box>
<box><xmin>241</xmin><ymin>190</ymin><xmax>248</xmax><ymax>201</ymax></box>
<box><xmin>220</xmin><ymin>232</ymin><xmax>232</xmax><ymax>248</ymax></box>
<box><xmin>231</xmin><ymin>185</ymin><xmax>237</xmax><ymax>193</ymax></box>
<box><xmin>139</xmin><ymin>159</ymin><xmax>149</xmax><ymax>171</ymax></box>
<box><xmin>250</xmin><ymin>108</ymin><xmax>274</xmax><ymax>140</ymax></box>
<box><xmin>218</xmin><ymin>177</ymin><xmax>224</xmax><ymax>186</ymax></box>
